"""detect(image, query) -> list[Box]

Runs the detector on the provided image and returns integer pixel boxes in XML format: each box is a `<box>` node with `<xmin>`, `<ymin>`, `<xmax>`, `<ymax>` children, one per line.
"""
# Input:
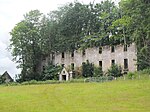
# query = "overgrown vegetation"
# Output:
<box><xmin>10</xmin><ymin>0</ymin><xmax>150</xmax><ymax>81</ymax></box>
<box><xmin>93</xmin><ymin>66</ymin><xmax>103</xmax><ymax>77</ymax></box>
<box><xmin>107</xmin><ymin>64</ymin><xmax>122</xmax><ymax>77</ymax></box>
<box><xmin>0</xmin><ymin>75</ymin><xmax>5</xmax><ymax>84</ymax></box>
<box><xmin>0</xmin><ymin>68</ymin><xmax>150</xmax><ymax>86</ymax></box>
<box><xmin>127</xmin><ymin>72</ymin><xmax>137</xmax><ymax>79</ymax></box>
<box><xmin>82</xmin><ymin>60</ymin><xmax>103</xmax><ymax>77</ymax></box>
<box><xmin>82</xmin><ymin>60</ymin><xmax>94</xmax><ymax>77</ymax></box>
<box><xmin>41</xmin><ymin>63</ymin><xmax>62</xmax><ymax>81</ymax></box>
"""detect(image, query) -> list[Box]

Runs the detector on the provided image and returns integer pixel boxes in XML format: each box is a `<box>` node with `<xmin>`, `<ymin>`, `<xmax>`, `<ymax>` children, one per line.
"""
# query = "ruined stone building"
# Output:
<box><xmin>1</xmin><ymin>71</ymin><xmax>13</xmax><ymax>83</ymax></box>
<box><xmin>41</xmin><ymin>43</ymin><xmax>137</xmax><ymax>78</ymax></box>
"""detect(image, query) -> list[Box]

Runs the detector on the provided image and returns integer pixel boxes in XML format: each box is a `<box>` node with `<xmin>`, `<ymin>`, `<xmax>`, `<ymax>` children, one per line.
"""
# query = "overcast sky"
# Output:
<box><xmin>0</xmin><ymin>0</ymin><xmax>119</xmax><ymax>79</ymax></box>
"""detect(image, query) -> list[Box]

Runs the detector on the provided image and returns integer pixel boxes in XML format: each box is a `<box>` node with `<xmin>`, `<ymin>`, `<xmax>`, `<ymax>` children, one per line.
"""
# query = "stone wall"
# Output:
<box><xmin>53</xmin><ymin>43</ymin><xmax>137</xmax><ymax>72</ymax></box>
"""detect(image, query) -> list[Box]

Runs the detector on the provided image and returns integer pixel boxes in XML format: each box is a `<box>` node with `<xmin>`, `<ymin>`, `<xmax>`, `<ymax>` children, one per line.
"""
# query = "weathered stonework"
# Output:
<box><xmin>53</xmin><ymin>43</ymin><xmax>137</xmax><ymax>72</ymax></box>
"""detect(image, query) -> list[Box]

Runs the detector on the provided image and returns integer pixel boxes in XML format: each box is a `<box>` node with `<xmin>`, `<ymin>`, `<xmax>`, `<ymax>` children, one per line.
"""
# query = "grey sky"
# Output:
<box><xmin>0</xmin><ymin>0</ymin><xmax>119</xmax><ymax>78</ymax></box>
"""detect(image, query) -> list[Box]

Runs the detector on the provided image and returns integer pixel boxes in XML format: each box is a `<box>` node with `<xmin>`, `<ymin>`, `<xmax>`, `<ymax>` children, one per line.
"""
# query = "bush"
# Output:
<box><xmin>82</xmin><ymin>60</ymin><xmax>104</xmax><ymax>77</ymax></box>
<box><xmin>107</xmin><ymin>64</ymin><xmax>122</xmax><ymax>77</ymax></box>
<box><xmin>107</xmin><ymin>76</ymin><xmax>114</xmax><ymax>80</ymax></box>
<box><xmin>93</xmin><ymin>66</ymin><xmax>103</xmax><ymax>77</ymax></box>
<box><xmin>127</xmin><ymin>72</ymin><xmax>137</xmax><ymax>79</ymax></box>
<box><xmin>42</xmin><ymin>63</ymin><xmax>62</xmax><ymax>81</ymax></box>
<box><xmin>82</xmin><ymin>60</ymin><xmax>94</xmax><ymax>77</ymax></box>
<box><xmin>140</xmin><ymin>68</ymin><xmax>150</xmax><ymax>75</ymax></box>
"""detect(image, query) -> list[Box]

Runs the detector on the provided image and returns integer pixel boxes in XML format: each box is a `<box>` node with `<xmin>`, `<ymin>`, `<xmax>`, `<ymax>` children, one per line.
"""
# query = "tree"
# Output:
<box><xmin>10</xmin><ymin>0</ymin><xmax>150</xmax><ymax>82</ymax></box>
<box><xmin>50</xmin><ymin>2</ymin><xmax>90</xmax><ymax>52</ymax></box>
<box><xmin>81</xmin><ymin>0</ymin><xmax>120</xmax><ymax>48</ymax></box>
<box><xmin>42</xmin><ymin>63</ymin><xmax>62</xmax><ymax>80</ymax></box>
<box><xmin>10</xmin><ymin>10</ymin><xmax>43</xmax><ymax>81</ymax></box>
<box><xmin>118</xmin><ymin>0</ymin><xmax>150</xmax><ymax>70</ymax></box>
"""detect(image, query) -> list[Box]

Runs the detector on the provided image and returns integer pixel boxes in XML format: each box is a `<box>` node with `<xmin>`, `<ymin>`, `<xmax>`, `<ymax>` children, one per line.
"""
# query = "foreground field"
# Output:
<box><xmin>0</xmin><ymin>79</ymin><xmax>150</xmax><ymax>112</ymax></box>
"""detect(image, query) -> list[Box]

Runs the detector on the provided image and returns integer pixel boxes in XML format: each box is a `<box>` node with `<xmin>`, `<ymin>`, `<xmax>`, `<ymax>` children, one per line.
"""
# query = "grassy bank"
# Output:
<box><xmin>0</xmin><ymin>79</ymin><xmax>150</xmax><ymax>112</ymax></box>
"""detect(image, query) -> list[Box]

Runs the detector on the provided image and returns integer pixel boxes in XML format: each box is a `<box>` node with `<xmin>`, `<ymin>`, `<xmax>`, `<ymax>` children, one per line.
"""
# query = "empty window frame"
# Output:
<box><xmin>99</xmin><ymin>61</ymin><xmax>102</xmax><ymax>67</ymax></box>
<box><xmin>124</xmin><ymin>44</ymin><xmax>127</xmax><ymax>52</ymax></box>
<box><xmin>71</xmin><ymin>51</ymin><xmax>74</xmax><ymax>58</ymax></box>
<box><xmin>43</xmin><ymin>66</ymin><xmax>45</xmax><ymax>71</ymax></box>
<box><xmin>82</xmin><ymin>49</ymin><xmax>85</xmax><ymax>56</ymax></box>
<box><xmin>111</xmin><ymin>46</ymin><xmax>115</xmax><ymax>53</ymax></box>
<box><xmin>99</xmin><ymin>46</ymin><xmax>102</xmax><ymax>54</ymax></box>
<box><xmin>99</xmin><ymin>61</ymin><xmax>102</xmax><ymax>70</ymax></box>
<box><xmin>52</xmin><ymin>52</ymin><xmax>55</xmax><ymax>60</ymax></box>
<box><xmin>62</xmin><ymin>64</ymin><xmax>65</xmax><ymax>67</ymax></box>
<box><xmin>71</xmin><ymin>63</ymin><xmax>74</xmax><ymax>70</ymax></box>
<box><xmin>111</xmin><ymin>60</ymin><xmax>115</xmax><ymax>65</ymax></box>
<box><xmin>124</xmin><ymin>59</ymin><xmax>128</xmax><ymax>70</ymax></box>
<box><xmin>62</xmin><ymin>52</ymin><xmax>64</xmax><ymax>58</ymax></box>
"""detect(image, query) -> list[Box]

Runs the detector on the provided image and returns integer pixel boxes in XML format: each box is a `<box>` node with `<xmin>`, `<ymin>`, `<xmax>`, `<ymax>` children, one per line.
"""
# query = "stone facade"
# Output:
<box><xmin>53</xmin><ymin>43</ymin><xmax>137</xmax><ymax>73</ymax></box>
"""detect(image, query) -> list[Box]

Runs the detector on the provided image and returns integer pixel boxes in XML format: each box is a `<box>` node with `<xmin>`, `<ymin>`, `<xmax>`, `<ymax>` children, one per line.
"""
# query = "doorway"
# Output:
<box><xmin>62</xmin><ymin>75</ymin><xmax>66</xmax><ymax>80</ymax></box>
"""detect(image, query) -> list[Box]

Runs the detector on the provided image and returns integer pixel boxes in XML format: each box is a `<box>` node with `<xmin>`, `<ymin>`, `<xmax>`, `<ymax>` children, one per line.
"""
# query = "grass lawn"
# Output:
<box><xmin>0</xmin><ymin>79</ymin><xmax>150</xmax><ymax>112</ymax></box>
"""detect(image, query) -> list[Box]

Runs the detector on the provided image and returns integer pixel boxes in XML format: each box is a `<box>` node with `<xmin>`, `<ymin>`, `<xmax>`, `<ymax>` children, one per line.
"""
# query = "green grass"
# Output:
<box><xmin>0</xmin><ymin>79</ymin><xmax>150</xmax><ymax>112</ymax></box>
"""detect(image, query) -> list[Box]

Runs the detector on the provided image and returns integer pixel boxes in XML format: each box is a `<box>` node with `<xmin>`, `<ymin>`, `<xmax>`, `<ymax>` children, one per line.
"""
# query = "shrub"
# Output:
<box><xmin>107</xmin><ymin>76</ymin><xmax>114</xmax><ymax>80</ymax></box>
<box><xmin>93</xmin><ymin>66</ymin><xmax>103</xmax><ymax>77</ymax></box>
<box><xmin>42</xmin><ymin>63</ymin><xmax>62</xmax><ymax>81</ymax></box>
<box><xmin>82</xmin><ymin>60</ymin><xmax>94</xmax><ymax>77</ymax></box>
<box><xmin>21</xmin><ymin>81</ymin><xmax>30</xmax><ymax>85</ymax></box>
<box><xmin>107</xmin><ymin>64</ymin><xmax>122</xmax><ymax>77</ymax></box>
<box><xmin>127</xmin><ymin>72</ymin><xmax>137</xmax><ymax>79</ymax></box>
<box><xmin>140</xmin><ymin>68</ymin><xmax>150</xmax><ymax>75</ymax></box>
<box><xmin>82</xmin><ymin>60</ymin><xmax>104</xmax><ymax>78</ymax></box>
<box><xmin>28</xmin><ymin>80</ymin><xmax>38</xmax><ymax>84</ymax></box>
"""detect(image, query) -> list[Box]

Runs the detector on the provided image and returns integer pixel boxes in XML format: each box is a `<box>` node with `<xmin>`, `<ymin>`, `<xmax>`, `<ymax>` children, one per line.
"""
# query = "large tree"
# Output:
<box><xmin>10</xmin><ymin>10</ymin><xmax>43</xmax><ymax>81</ymax></box>
<box><xmin>48</xmin><ymin>2</ymin><xmax>90</xmax><ymax>52</ymax></box>
<box><xmin>81</xmin><ymin>0</ymin><xmax>120</xmax><ymax>48</ymax></box>
<box><xmin>118</xmin><ymin>0</ymin><xmax>150</xmax><ymax>70</ymax></box>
